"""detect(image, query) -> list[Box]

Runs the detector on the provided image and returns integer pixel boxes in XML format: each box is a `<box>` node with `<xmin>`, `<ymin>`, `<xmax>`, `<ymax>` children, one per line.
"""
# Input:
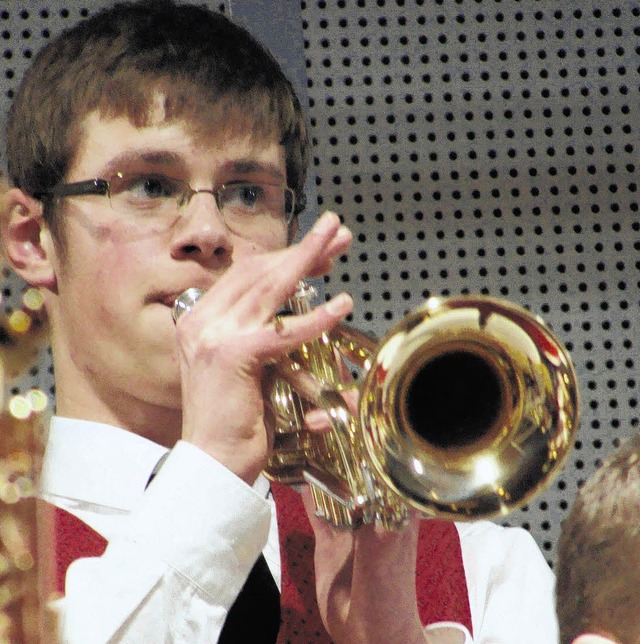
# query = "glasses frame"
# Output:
<box><xmin>38</xmin><ymin>175</ymin><xmax>298</xmax><ymax>225</ymax></box>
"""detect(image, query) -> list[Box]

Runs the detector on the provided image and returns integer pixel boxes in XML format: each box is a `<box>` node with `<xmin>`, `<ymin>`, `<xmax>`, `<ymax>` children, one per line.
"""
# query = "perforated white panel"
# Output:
<box><xmin>1</xmin><ymin>1</ymin><xmax>639</xmax><ymax>568</ymax></box>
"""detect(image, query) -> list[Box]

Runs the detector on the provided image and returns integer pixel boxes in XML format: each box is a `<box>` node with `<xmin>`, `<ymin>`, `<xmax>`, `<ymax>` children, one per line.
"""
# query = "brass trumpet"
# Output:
<box><xmin>174</xmin><ymin>283</ymin><xmax>579</xmax><ymax>530</ymax></box>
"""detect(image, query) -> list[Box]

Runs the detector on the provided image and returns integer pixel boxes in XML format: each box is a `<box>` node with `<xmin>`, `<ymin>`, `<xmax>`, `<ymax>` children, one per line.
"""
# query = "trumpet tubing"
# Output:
<box><xmin>265</xmin><ymin>285</ymin><xmax>580</xmax><ymax>529</ymax></box>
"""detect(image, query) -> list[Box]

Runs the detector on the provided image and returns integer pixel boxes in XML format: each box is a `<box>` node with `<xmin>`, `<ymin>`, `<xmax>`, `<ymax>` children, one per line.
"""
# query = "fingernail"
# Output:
<box><xmin>336</xmin><ymin>225</ymin><xmax>352</xmax><ymax>241</ymax></box>
<box><xmin>313</xmin><ymin>211</ymin><xmax>338</xmax><ymax>233</ymax></box>
<box><xmin>325</xmin><ymin>292</ymin><xmax>352</xmax><ymax>316</ymax></box>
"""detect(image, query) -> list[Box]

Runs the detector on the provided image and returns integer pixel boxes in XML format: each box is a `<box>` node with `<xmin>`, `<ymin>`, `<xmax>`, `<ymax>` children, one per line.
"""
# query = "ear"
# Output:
<box><xmin>287</xmin><ymin>216</ymin><xmax>300</xmax><ymax>244</ymax></box>
<box><xmin>0</xmin><ymin>188</ymin><xmax>57</xmax><ymax>290</ymax></box>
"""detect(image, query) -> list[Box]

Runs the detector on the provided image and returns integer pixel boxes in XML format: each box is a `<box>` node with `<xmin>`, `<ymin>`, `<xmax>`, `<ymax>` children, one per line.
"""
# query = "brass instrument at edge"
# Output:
<box><xmin>0</xmin><ymin>285</ymin><xmax>51</xmax><ymax>643</ymax></box>
<box><xmin>175</xmin><ymin>282</ymin><xmax>579</xmax><ymax>531</ymax></box>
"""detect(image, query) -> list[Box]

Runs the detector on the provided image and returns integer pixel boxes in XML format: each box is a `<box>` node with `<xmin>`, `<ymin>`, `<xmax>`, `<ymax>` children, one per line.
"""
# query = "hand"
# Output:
<box><xmin>301</xmin><ymin>381</ymin><xmax>425</xmax><ymax>644</ymax></box>
<box><xmin>302</xmin><ymin>489</ymin><xmax>426</xmax><ymax>644</ymax></box>
<box><xmin>302</xmin><ymin>378</ymin><xmax>465</xmax><ymax>643</ymax></box>
<box><xmin>175</xmin><ymin>211</ymin><xmax>353</xmax><ymax>484</ymax></box>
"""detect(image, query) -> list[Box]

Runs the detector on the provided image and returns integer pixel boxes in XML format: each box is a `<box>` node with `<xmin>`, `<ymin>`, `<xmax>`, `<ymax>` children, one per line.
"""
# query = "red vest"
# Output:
<box><xmin>48</xmin><ymin>485</ymin><xmax>472</xmax><ymax>640</ymax></box>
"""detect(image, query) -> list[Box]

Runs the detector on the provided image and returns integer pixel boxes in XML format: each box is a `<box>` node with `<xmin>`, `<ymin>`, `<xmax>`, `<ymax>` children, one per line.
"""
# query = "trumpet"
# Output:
<box><xmin>174</xmin><ymin>283</ymin><xmax>579</xmax><ymax>530</ymax></box>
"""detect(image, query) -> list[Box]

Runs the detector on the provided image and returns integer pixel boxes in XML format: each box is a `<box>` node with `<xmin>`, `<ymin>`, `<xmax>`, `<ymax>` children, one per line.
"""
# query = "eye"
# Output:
<box><xmin>111</xmin><ymin>173</ymin><xmax>185</xmax><ymax>213</ymax></box>
<box><xmin>125</xmin><ymin>174</ymin><xmax>181</xmax><ymax>200</ymax></box>
<box><xmin>216</xmin><ymin>183</ymin><xmax>287</xmax><ymax>221</ymax></box>
<box><xmin>140</xmin><ymin>176</ymin><xmax>167</xmax><ymax>198</ymax></box>
<box><xmin>228</xmin><ymin>184</ymin><xmax>265</xmax><ymax>209</ymax></box>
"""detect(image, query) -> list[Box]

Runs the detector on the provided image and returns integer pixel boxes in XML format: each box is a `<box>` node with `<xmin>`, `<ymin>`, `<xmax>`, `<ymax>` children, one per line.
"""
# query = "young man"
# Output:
<box><xmin>556</xmin><ymin>434</ymin><xmax>640</xmax><ymax>644</ymax></box>
<box><xmin>1</xmin><ymin>1</ymin><xmax>559</xmax><ymax>641</ymax></box>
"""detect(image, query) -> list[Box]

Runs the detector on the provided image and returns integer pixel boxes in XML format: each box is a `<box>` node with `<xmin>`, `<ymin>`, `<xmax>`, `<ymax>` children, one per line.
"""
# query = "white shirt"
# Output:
<box><xmin>41</xmin><ymin>417</ymin><xmax>559</xmax><ymax>643</ymax></box>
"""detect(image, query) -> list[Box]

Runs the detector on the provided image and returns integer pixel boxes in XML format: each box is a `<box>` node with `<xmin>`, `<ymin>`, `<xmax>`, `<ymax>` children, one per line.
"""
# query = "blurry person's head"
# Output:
<box><xmin>556</xmin><ymin>434</ymin><xmax>640</xmax><ymax>644</ymax></box>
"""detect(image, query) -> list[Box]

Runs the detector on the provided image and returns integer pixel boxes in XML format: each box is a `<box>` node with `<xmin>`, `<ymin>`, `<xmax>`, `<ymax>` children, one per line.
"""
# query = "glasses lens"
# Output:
<box><xmin>218</xmin><ymin>183</ymin><xmax>294</xmax><ymax>225</ymax></box>
<box><xmin>105</xmin><ymin>174</ymin><xmax>296</xmax><ymax>229</ymax></box>
<box><xmin>109</xmin><ymin>173</ymin><xmax>185</xmax><ymax>218</ymax></box>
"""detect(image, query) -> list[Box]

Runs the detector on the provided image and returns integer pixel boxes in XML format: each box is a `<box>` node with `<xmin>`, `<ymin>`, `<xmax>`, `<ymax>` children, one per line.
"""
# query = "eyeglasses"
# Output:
<box><xmin>38</xmin><ymin>172</ymin><xmax>297</xmax><ymax>228</ymax></box>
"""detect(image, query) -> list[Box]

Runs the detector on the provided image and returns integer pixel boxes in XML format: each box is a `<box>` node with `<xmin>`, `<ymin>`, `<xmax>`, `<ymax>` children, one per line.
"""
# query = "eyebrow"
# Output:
<box><xmin>99</xmin><ymin>150</ymin><xmax>286</xmax><ymax>183</ymax></box>
<box><xmin>225</xmin><ymin>159</ymin><xmax>286</xmax><ymax>183</ymax></box>
<box><xmin>101</xmin><ymin>149</ymin><xmax>185</xmax><ymax>177</ymax></box>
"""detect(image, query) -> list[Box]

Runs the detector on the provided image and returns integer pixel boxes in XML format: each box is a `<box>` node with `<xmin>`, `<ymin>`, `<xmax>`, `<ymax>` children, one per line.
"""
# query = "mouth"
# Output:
<box><xmin>161</xmin><ymin>292</ymin><xmax>185</xmax><ymax>308</ymax></box>
<box><xmin>146</xmin><ymin>288</ymin><xmax>201</xmax><ymax>310</ymax></box>
<box><xmin>143</xmin><ymin>291</ymin><xmax>180</xmax><ymax>309</ymax></box>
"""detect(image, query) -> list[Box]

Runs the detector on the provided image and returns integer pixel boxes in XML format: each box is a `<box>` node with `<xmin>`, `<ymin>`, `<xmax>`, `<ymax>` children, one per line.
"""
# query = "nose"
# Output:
<box><xmin>169</xmin><ymin>191</ymin><xmax>232</xmax><ymax>263</ymax></box>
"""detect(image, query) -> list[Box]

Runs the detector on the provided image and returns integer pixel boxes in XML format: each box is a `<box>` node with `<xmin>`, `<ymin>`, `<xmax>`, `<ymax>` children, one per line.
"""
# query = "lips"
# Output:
<box><xmin>162</xmin><ymin>292</ymin><xmax>186</xmax><ymax>308</ymax></box>
<box><xmin>147</xmin><ymin>276</ymin><xmax>213</xmax><ymax>311</ymax></box>
<box><xmin>148</xmin><ymin>287</ymin><xmax>206</xmax><ymax>309</ymax></box>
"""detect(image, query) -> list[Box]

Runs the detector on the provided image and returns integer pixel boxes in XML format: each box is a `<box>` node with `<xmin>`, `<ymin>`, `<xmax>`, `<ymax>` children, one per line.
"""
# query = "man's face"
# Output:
<box><xmin>46</xmin><ymin>110</ymin><xmax>290</xmax><ymax>436</ymax></box>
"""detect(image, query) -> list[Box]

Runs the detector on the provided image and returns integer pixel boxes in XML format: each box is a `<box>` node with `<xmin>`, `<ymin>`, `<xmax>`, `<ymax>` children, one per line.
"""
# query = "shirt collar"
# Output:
<box><xmin>40</xmin><ymin>416</ymin><xmax>170</xmax><ymax>511</ymax></box>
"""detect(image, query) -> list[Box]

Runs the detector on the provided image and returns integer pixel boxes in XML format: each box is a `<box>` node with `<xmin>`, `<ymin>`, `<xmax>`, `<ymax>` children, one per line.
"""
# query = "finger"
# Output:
<box><xmin>300</xmin><ymin>486</ymin><xmax>354</xmax><ymax>600</ymax></box>
<box><xmin>303</xmin><ymin>213</ymin><xmax>353</xmax><ymax>277</ymax></box>
<box><xmin>257</xmin><ymin>211</ymin><xmax>351</xmax><ymax>306</ymax></box>
<box><xmin>303</xmin><ymin>407</ymin><xmax>332</xmax><ymax>432</ymax></box>
<box><xmin>260</xmin><ymin>211</ymin><xmax>350</xmax><ymax>300</ymax></box>
<box><xmin>256</xmin><ymin>290</ymin><xmax>354</xmax><ymax>361</ymax></box>
<box><xmin>324</xmin><ymin>220</ymin><xmax>353</xmax><ymax>256</ymax></box>
<box><xmin>301</xmin><ymin>211</ymin><xmax>352</xmax><ymax>260</ymax></box>
<box><xmin>193</xmin><ymin>211</ymin><xmax>351</xmax><ymax>325</ymax></box>
<box><xmin>304</xmin><ymin>388</ymin><xmax>359</xmax><ymax>433</ymax></box>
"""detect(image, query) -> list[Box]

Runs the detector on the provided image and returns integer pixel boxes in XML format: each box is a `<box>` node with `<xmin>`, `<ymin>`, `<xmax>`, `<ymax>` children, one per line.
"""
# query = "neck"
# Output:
<box><xmin>49</xmin><ymin>326</ymin><xmax>183</xmax><ymax>448</ymax></box>
<box><xmin>53</xmin><ymin>370</ymin><xmax>183</xmax><ymax>448</ymax></box>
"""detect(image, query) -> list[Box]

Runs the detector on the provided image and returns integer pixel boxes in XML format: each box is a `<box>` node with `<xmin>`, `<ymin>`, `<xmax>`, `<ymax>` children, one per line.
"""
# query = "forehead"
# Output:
<box><xmin>70</xmin><ymin>110</ymin><xmax>286</xmax><ymax>179</ymax></box>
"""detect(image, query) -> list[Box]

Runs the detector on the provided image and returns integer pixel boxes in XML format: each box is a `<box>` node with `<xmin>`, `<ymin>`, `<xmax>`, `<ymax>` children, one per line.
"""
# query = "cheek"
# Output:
<box><xmin>235</xmin><ymin>226</ymin><xmax>288</xmax><ymax>257</ymax></box>
<box><xmin>254</xmin><ymin>224</ymin><xmax>289</xmax><ymax>251</ymax></box>
<box><xmin>62</xmin><ymin>223</ymin><xmax>152</xmax><ymax>309</ymax></box>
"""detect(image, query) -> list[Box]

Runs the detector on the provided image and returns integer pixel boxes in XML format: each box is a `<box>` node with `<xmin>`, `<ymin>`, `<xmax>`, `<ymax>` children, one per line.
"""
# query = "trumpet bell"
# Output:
<box><xmin>360</xmin><ymin>295</ymin><xmax>579</xmax><ymax>520</ymax></box>
<box><xmin>266</xmin><ymin>289</ymin><xmax>579</xmax><ymax>527</ymax></box>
